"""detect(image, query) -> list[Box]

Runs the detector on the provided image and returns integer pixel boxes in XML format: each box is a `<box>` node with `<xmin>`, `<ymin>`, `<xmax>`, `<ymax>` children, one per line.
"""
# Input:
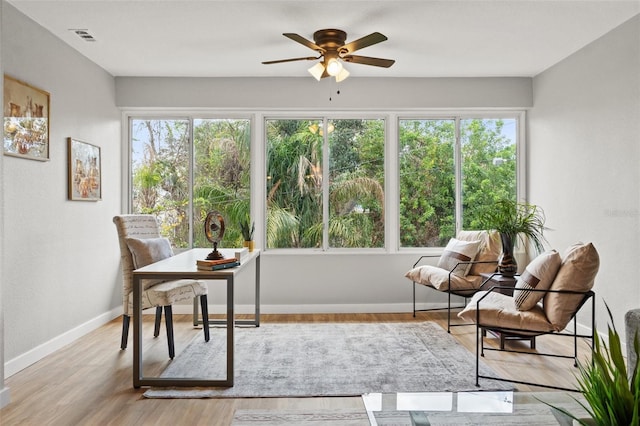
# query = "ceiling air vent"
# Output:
<box><xmin>69</xmin><ymin>29</ymin><xmax>96</xmax><ymax>42</ymax></box>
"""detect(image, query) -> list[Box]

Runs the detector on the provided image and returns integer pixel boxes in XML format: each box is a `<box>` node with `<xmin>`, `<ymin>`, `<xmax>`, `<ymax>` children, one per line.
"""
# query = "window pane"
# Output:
<box><xmin>399</xmin><ymin>119</ymin><xmax>455</xmax><ymax>247</ymax></box>
<box><xmin>328</xmin><ymin>119</ymin><xmax>385</xmax><ymax>248</ymax></box>
<box><xmin>193</xmin><ymin>119</ymin><xmax>251</xmax><ymax>249</ymax></box>
<box><xmin>266</xmin><ymin>119</ymin><xmax>323</xmax><ymax>248</ymax></box>
<box><xmin>460</xmin><ymin>118</ymin><xmax>517</xmax><ymax>229</ymax></box>
<box><xmin>131</xmin><ymin>119</ymin><xmax>190</xmax><ymax>247</ymax></box>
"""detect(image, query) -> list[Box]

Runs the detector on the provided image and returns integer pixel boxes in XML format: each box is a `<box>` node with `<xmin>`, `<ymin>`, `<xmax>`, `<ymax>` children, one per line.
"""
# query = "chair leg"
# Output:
<box><xmin>164</xmin><ymin>305</ymin><xmax>175</xmax><ymax>359</ymax></box>
<box><xmin>121</xmin><ymin>314</ymin><xmax>130</xmax><ymax>350</ymax></box>
<box><xmin>154</xmin><ymin>306</ymin><xmax>162</xmax><ymax>337</ymax></box>
<box><xmin>200</xmin><ymin>295</ymin><xmax>210</xmax><ymax>342</ymax></box>
<box><xmin>413</xmin><ymin>282</ymin><xmax>416</xmax><ymax>317</ymax></box>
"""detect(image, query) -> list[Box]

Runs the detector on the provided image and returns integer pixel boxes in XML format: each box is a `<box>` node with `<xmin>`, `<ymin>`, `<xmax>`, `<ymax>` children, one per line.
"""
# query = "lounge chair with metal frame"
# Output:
<box><xmin>458</xmin><ymin>241</ymin><xmax>599</xmax><ymax>391</ymax></box>
<box><xmin>405</xmin><ymin>230</ymin><xmax>501</xmax><ymax>332</ymax></box>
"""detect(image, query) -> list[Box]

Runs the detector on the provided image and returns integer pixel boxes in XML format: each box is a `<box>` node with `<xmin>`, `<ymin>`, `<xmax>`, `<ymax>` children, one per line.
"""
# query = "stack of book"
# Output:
<box><xmin>196</xmin><ymin>257</ymin><xmax>240</xmax><ymax>271</ymax></box>
<box><xmin>234</xmin><ymin>247</ymin><xmax>249</xmax><ymax>262</ymax></box>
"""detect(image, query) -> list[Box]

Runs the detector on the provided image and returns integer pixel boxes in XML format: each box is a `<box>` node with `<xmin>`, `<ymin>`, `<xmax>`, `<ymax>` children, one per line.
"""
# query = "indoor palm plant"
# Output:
<box><xmin>544</xmin><ymin>304</ymin><xmax>640</xmax><ymax>426</ymax></box>
<box><xmin>479</xmin><ymin>199</ymin><xmax>546</xmax><ymax>275</ymax></box>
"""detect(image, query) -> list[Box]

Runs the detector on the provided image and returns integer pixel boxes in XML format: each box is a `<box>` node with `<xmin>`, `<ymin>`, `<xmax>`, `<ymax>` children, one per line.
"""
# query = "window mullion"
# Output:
<box><xmin>454</xmin><ymin>117</ymin><xmax>462</xmax><ymax>234</ymax></box>
<box><xmin>322</xmin><ymin>118</ymin><xmax>330</xmax><ymax>251</ymax></box>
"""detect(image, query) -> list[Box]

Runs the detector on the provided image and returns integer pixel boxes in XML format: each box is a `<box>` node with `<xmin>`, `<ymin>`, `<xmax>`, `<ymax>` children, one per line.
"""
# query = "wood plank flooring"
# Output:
<box><xmin>0</xmin><ymin>312</ymin><xmax>589</xmax><ymax>425</ymax></box>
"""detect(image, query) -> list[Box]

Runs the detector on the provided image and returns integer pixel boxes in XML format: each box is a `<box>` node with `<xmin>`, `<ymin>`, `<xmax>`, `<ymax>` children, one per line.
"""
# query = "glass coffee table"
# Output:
<box><xmin>362</xmin><ymin>391</ymin><xmax>590</xmax><ymax>425</ymax></box>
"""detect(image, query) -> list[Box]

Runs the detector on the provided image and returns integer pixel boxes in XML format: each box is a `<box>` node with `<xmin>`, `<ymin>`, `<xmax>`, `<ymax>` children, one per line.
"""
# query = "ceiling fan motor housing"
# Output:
<box><xmin>313</xmin><ymin>29</ymin><xmax>348</xmax><ymax>52</ymax></box>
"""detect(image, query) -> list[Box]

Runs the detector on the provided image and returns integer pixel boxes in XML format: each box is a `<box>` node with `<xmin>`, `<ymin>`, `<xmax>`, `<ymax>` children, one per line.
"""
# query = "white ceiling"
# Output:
<box><xmin>7</xmin><ymin>0</ymin><xmax>640</xmax><ymax>78</ymax></box>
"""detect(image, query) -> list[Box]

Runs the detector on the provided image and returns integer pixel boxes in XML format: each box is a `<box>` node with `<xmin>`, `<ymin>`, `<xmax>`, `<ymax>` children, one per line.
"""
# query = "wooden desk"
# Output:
<box><xmin>132</xmin><ymin>248</ymin><xmax>260</xmax><ymax>388</ymax></box>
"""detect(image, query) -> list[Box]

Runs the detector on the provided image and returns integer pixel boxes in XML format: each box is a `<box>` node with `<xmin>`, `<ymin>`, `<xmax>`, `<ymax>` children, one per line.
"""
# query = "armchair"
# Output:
<box><xmin>113</xmin><ymin>214</ymin><xmax>210</xmax><ymax>359</ymax></box>
<box><xmin>458</xmin><ymin>242</ymin><xmax>599</xmax><ymax>391</ymax></box>
<box><xmin>405</xmin><ymin>230</ymin><xmax>501</xmax><ymax>332</ymax></box>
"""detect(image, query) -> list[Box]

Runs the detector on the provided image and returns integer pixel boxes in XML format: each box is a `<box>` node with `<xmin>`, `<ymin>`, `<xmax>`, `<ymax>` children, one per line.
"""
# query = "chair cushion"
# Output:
<box><xmin>125</xmin><ymin>237</ymin><xmax>173</xmax><ymax>268</ymax></box>
<box><xmin>458</xmin><ymin>230</ymin><xmax>501</xmax><ymax>275</ymax></box>
<box><xmin>458</xmin><ymin>291</ymin><xmax>556</xmax><ymax>332</ymax></box>
<box><xmin>437</xmin><ymin>238</ymin><xmax>482</xmax><ymax>277</ymax></box>
<box><xmin>405</xmin><ymin>265</ymin><xmax>483</xmax><ymax>291</ymax></box>
<box><xmin>513</xmin><ymin>250</ymin><xmax>561</xmax><ymax>311</ymax></box>
<box><xmin>543</xmin><ymin>242</ymin><xmax>599</xmax><ymax>330</ymax></box>
<box><xmin>128</xmin><ymin>279</ymin><xmax>208</xmax><ymax>311</ymax></box>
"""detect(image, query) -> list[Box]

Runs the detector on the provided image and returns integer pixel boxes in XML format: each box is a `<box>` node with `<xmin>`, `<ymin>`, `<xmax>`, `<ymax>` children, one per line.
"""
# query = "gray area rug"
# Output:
<box><xmin>143</xmin><ymin>322</ymin><xmax>512</xmax><ymax>398</ymax></box>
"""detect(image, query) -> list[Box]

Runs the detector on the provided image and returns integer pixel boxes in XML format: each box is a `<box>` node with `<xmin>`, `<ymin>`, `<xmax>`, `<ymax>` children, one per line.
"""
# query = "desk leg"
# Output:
<box><xmin>255</xmin><ymin>253</ymin><xmax>260</xmax><ymax>327</ymax></box>
<box><xmin>133</xmin><ymin>276</ymin><xmax>142</xmax><ymax>389</ymax></box>
<box><xmin>227</xmin><ymin>275</ymin><xmax>235</xmax><ymax>385</ymax></box>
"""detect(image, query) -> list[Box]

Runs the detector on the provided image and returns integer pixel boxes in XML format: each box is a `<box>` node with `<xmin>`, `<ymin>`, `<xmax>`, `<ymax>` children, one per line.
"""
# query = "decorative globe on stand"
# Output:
<box><xmin>204</xmin><ymin>211</ymin><xmax>225</xmax><ymax>260</ymax></box>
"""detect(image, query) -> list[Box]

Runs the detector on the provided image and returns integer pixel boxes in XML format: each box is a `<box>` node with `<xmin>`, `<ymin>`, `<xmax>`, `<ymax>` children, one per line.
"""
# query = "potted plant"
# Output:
<box><xmin>239</xmin><ymin>218</ymin><xmax>255</xmax><ymax>252</ymax></box>
<box><xmin>543</xmin><ymin>303</ymin><xmax>640</xmax><ymax>425</ymax></box>
<box><xmin>479</xmin><ymin>199</ymin><xmax>546</xmax><ymax>275</ymax></box>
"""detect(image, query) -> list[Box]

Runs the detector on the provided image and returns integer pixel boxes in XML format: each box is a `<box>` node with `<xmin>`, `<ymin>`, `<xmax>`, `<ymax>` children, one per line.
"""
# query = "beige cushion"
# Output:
<box><xmin>458</xmin><ymin>291</ymin><xmax>556</xmax><ymax>332</ymax></box>
<box><xmin>544</xmin><ymin>242</ymin><xmax>599</xmax><ymax>330</ymax></box>
<box><xmin>513</xmin><ymin>250</ymin><xmax>561</xmax><ymax>311</ymax></box>
<box><xmin>125</xmin><ymin>237</ymin><xmax>173</xmax><ymax>268</ymax></box>
<box><xmin>128</xmin><ymin>279</ymin><xmax>208</xmax><ymax>312</ymax></box>
<box><xmin>437</xmin><ymin>238</ymin><xmax>481</xmax><ymax>277</ymax></box>
<box><xmin>405</xmin><ymin>265</ymin><xmax>482</xmax><ymax>292</ymax></box>
<box><xmin>125</xmin><ymin>237</ymin><xmax>174</xmax><ymax>289</ymax></box>
<box><xmin>458</xmin><ymin>230</ymin><xmax>501</xmax><ymax>275</ymax></box>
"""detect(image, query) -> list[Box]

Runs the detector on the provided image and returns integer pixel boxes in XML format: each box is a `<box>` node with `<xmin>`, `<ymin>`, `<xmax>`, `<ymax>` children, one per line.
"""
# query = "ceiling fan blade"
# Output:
<box><xmin>343</xmin><ymin>55</ymin><xmax>395</xmax><ymax>68</ymax></box>
<box><xmin>262</xmin><ymin>56</ymin><xmax>320</xmax><ymax>65</ymax></box>
<box><xmin>283</xmin><ymin>33</ymin><xmax>325</xmax><ymax>53</ymax></box>
<box><xmin>340</xmin><ymin>32</ymin><xmax>387</xmax><ymax>54</ymax></box>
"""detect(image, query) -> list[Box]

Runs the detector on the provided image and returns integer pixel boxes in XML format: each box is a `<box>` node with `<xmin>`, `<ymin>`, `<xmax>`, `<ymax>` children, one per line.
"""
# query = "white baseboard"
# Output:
<box><xmin>4</xmin><ymin>307</ymin><xmax>121</xmax><ymax>380</ymax></box>
<box><xmin>0</xmin><ymin>386</ymin><xmax>10</xmax><ymax>409</ymax></box>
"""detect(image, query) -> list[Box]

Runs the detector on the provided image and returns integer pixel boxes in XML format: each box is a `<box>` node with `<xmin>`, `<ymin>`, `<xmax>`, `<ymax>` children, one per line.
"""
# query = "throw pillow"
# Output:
<box><xmin>513</xmin><ymin>250</ymin><xmax>561</xmax><ymax>311</ymax></box>
<box><xmin>543</xmin><ymin>242</ymin><xmax>599</xmax><ymax>331</ymax></box>
<box><xmin>437</xmin><ymin>238</ymin><xmax>481</xmax><ymax>277</ymax></box>
<box><xmin>458</xmin><ymin>230</ymin><xmax>501</xmax><ymax>276</ymax></box>
<box><xmin>125</xmin><ymin>237</ymin><xmax>174</xmax><ymax>269</ymax></box>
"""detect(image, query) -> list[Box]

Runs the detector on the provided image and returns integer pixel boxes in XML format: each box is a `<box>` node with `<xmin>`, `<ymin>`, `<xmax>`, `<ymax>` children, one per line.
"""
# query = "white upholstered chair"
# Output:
<box><xmin>113</xmin><ymin>214</ymin><xmax>209</xmax><ymax>359</ymax></box>
<box><xmin>405</xmin><ymin>230</ymin><xmax>501</xmax><ymax>331</ymax></box>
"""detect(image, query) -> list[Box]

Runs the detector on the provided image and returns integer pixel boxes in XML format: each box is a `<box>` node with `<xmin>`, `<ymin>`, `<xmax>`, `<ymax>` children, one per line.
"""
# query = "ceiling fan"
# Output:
<box><xmin>262</xmin><ymin>29</ymin><xmax>395</xmax><ymax>82</ymax></box>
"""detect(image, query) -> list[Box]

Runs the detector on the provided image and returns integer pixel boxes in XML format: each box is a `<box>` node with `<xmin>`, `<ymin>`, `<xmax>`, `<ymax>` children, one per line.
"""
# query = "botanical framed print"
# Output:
<box><xmin>3</xmin><ymin>75</ymin><xmax>50</xmax><ymax>161</ymax></box>
<box><xmin>68</xmin><ymin>138</ymin><xmax>101</xmax><ymax>201</ymax></box>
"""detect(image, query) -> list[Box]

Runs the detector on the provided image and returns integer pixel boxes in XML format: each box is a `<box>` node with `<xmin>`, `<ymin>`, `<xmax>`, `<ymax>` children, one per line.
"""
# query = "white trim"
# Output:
<box><xmin>0</xmin><ymin>386</ymin><xmax>10</xmax><ymax>410</ymax></box>
<box><xmin>4</xmin><ymin>307</ymin><xmax>121</xmax><ymax>379</ymax></box>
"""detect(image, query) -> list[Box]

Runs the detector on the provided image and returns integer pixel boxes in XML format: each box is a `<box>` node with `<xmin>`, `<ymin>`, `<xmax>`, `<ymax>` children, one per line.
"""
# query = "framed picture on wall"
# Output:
<box><xmin>3</xmin><ymin>75</ymin><xmax>50</xmax><ymax>161</ymax></box>
<box><xmin>68</xmin><ymin>138</ymin><xmax>101</xmax><ymax>201</ymax></box>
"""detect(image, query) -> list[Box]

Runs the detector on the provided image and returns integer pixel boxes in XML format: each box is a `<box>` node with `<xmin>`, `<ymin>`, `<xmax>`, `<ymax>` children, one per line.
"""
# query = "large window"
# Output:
<box><xmin>128</xmin><ymin>113</ymin><xmax>520</xmax><ymax>252</ymax></box>
<box><xmin>265</xmin><ymin>118</ymin><xmax>385</xmax><ymax>249</ymax></box>
<box><xmin>399</xmin><ymin>117</ymin><xmax>518</xmax><ymax>248</ymax></box>
<box><xmin>130</xmin><ymin>117</ymin><xmax>250</xmax><ymax>249</ymax></box>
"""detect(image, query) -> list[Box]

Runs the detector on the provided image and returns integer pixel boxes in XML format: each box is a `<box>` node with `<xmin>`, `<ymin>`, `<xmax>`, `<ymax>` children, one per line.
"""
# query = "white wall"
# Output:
<box><xmin>529</xmin><ymin>15</ymin><xmax>640</xmax><ymax>338</ymax></box>
<box><xmin>1</xmin><ymin>3</ymin><xmax>121</xmax><ymax>383</ymax></box>
<box><xmin>0</xmin><ymin>0</ymin><xmax>7</xmax><ymax>410</ymax></box>
<box><xmin>115</xmin><ymin>76</ymin><xmax>532</xmax><ymax>109</ymax></box>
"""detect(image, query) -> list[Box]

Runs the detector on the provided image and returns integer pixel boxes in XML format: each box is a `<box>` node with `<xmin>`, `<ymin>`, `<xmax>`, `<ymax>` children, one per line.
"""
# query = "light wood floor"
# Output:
<box><xmin>0</xmin><ymin>312</ymin><xmax>590</xmax><ymax>425</ymax></box>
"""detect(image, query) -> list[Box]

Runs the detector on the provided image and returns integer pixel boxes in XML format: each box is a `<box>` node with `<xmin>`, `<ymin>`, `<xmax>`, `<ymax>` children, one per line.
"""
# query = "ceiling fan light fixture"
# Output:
<box><xmin>308</xmin><ymin>62</ymin><xmax>324</xmax><ymax>81</ymax></box>
<box><xmin>326</xmin><ymin>58</ymin><xmax>343</xmax><ymax>76</ymax></box>
<box><xmin>335</xmin><ymin>67</ymin><xmax>350</xmax><ymax>82</ymax></box>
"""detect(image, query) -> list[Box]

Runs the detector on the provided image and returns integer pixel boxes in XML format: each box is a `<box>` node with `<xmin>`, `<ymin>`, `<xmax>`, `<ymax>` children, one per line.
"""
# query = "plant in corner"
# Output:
<box><xmin>544</xmin><ymin>303</ymin><xmax>640</xmax><ymax>426</ymax></box>
<box><xmin>479</xmin><ymin>199</ymin><xmax>546</xmax><ymax>275</ymax></box>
